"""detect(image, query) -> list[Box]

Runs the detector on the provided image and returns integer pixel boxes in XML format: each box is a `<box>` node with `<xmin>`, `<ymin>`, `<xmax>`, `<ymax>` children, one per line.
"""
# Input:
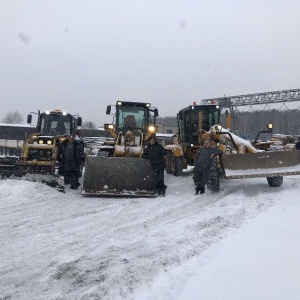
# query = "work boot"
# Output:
<box><xmin>70</xmin><ymin>183</ymin><xmax>80</xmax><ymax>190</ymax></box>
<box><xmin>200</xmin><ymin>186</ymin><xmax>205</xmax><ymax>194</ymax></box>
<box><xmin>161</xmin><ymin>185</ymin><xmax>167</xmax><ymax>196</ymax></box>
<box><xmin>156</xmin><ymin>184</ymin><xmax>162</xmax><ymax>195</ymax></box>
<box><xmin>195</xmin><ymin>186</ymin><xmax>200</xmax><ymax>195</ymax></box>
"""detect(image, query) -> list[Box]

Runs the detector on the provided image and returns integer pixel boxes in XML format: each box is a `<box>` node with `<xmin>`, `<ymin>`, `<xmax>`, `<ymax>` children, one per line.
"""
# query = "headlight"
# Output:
<box><xmin>47</xmin><ymin>140</ymin><xmax>52</xmax><ymax>145</ymax></box>
<box><xmin>146</xmin><ymin>103</ymin><xmax>151</xmax><ymax>107</ymax></box>
<box><xmin>148</xmin><ymin>125</ymin><xmax>155</xmax><ymax>132</ymax></box>
<box><xmin>39</xmin><ymin>140</ymin><xmax>44</xmax><ymax>144</ymax></box>
<box><xmin>104</xmin><ymin>123</ymin><xmax>115</xmax><ymax>130</ymax></box>
<box><xmin>117</xmin><ymin>101</ymin><xmax>122</xmax><ymax>106</ymax></box>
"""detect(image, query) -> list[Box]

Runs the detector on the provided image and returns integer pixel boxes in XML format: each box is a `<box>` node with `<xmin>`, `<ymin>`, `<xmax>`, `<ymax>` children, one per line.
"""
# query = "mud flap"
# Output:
<box><xmin>82</xmin><ymin>156</ymin><xmax>157</xmax><ymax>196</ymax></box>
<box><xmin>222</xmin><ymin>150</ymin><xmax>300</xmax><ymax>179</ymax></box>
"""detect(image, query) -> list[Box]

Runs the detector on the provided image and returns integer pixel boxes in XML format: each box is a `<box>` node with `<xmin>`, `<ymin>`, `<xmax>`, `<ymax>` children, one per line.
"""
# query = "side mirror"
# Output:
<box><xmin>154</xmin><ymin>108</ymin><xmax>158</xmax><ymax>117</ymax></box>
<box><xmin>27</xmin><ymin>114</ymin><xmax>32</xmax><ymax>124</ymax></box>
<box><xmin>106</xmin><ymin>105</ymin><xmax>111</xmax><ymax>115</ymax></box>
<box><xmin>77</xmin><ymin>116</ymin><xmax>82</xmax><ymax>127</ymax></box>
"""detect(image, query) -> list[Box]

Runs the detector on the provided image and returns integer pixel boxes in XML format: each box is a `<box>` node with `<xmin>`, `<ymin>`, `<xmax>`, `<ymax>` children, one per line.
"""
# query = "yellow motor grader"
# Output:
<box><xmin>0</xmin><ymin>109</ymin><xmax>82</xmax><ymax>191</ymax></box>
<box><xmin>165</xmin><ymin>103</ymin><xmax>300</xmax><ymax>191</ymax></box>
<box><xmin>82</xmin><ymin>101</ymin><xmax>159</xmax><ymax>196</ymax></box>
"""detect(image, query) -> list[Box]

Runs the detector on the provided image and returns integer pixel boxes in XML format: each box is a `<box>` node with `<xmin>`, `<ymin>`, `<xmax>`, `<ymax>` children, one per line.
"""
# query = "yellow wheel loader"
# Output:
<box><xmin>165</xmin><ymin>103</ymin><xmax>300</xmax><ymax>191</ymax></box>
<box><xmin>82</xmin><ymin>101</ymin><xmax>159</xmax><ymax>196</ymax></box>
<box><xmin>0</xmin><ymin>109</ymin><xmax>82</xmax><ymax>192</ymax></box>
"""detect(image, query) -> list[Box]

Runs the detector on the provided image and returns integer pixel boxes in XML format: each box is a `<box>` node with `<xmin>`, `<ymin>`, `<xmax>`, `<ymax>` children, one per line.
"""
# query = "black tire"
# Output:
<box><xmin>165</xmin><ymin>151</ymin><xmax>183</xmax><ymax>176</ymax></box>
<box><xmin>165</xmin><ymin>152</ymin><xmax>173</xmax><ymax>174</ymax></box>
<box><xmin>267</xmin><ymin>176</ymin><xmax>283</xmax><ymax>187</ymax></box>
<box><xmin>173</xmin><ymin>156</ymin><xmax>183</xmax><ymax>177</ymax></box>
<box><xmin>207</xmin><ymin>158</ymin><xmax>220</xmax><ymax>191</ymax></box>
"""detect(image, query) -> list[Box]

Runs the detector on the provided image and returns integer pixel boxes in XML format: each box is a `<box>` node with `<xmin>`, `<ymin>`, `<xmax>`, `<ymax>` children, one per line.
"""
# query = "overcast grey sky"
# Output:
<box><xmin>1</xmin><ymin>0</ymin><xmax>300</xmax><ymax>126</ymax></box>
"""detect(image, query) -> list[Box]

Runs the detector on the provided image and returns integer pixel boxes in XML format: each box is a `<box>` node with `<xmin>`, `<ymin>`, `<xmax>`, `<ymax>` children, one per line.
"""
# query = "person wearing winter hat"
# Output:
<box><xmin>57</xmin><ymin>134</ymin><xmax>84</xmax><ymax>189</ymax></box>
<box><xmin>142</xmin><ymin>135</ymin><xmax>167</xmax><ymax>195</ymax></box>
<box><xmin>193</xmin><ymin>138</ymin><xmax>223</xmax><ymax>195</ymax></box>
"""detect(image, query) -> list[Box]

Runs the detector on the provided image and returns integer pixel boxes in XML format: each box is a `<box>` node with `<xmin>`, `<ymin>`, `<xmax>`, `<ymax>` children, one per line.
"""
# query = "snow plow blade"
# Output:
<box><xmin>0</xmin><ymin>156</ymin><xmax>19</xmax><ymax>178</ymax></box>
<box><xmin>18</xmin><ymin>173</ymin><xmax>65</xmax><ymax>192</ymax></box>
<box><xmin>222</xmin><ymin>150</ymin><xmax>300</xmax><ymax>179</ymax></box>
<box><xmin>0</xmin><ymin>158</ymin><xmax>65</xmax><ymax>192</ymax></box>
<box><xmin>82</xmin><ymin>156</ymin><xmax>157</xmax><ymax>196</ymax></box>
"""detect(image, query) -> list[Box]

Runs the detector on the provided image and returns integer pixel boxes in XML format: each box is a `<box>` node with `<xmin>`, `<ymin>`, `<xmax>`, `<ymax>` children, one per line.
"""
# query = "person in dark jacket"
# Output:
<box><xmin>296</xmin><ymin>137</ymin><xmax>300</xmax><ymax>150</ymax></box>
<box><xmin>142</xmin><ymin>135</ymin><xmax>167</xmax><ymax>195</ymax></box>
<box><xmin>194</xmin><ymin>138</ymin><xmax>223</xmax><ymax>195</ymax></box>
<box><xmin>58</xmin><ymin>134</ymin><xmax>84</xmax><ymax>189</ymax></box>
<box><xmin>74</xmin><ymin>129</ymin><xmax>85</xmax><ymax>176</ymax></box>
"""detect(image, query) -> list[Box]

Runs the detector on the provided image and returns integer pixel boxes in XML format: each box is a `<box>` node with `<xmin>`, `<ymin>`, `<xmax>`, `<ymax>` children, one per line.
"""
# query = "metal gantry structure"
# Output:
<box><xmin>202</xmin><ymin>88</ymin><xmax>300</xmax><ymax>107</ymax></box>
<box><xmin>202</xmin><ymin>88</ymin><xmax>300</xmax><ymax>131</ymax></box>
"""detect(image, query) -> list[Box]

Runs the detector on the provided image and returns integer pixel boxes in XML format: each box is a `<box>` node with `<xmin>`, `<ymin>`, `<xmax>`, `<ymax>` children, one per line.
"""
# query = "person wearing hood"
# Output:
<box><xmin>142</xmin><ymin>135</ymin><xmax>167</xmax><ymax>195</ymax></box>
<box><xmin>58</xmin><ymin>134</ymin><xmax>84</xmax><ymax>189</ymax></box>
<box><xmin>194</xmin><ymin>138</ymin><xmax>223</xmax><ymax>195</ymax></box>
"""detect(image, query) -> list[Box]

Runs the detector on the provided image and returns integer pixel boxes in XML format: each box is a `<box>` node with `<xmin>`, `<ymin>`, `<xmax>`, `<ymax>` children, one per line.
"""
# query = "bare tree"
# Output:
<box><xmin>81</xmin><ymin>121</ymin><xmax>96</xmax><ymax>130</ymax></box>
<box><xmin>2</xmin><ymin>111</ymin><xmax>24</xmax><ymax>124</ymax></box>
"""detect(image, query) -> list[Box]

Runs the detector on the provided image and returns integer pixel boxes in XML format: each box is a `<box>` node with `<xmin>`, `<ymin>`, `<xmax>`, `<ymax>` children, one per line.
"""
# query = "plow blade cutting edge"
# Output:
<box><xmin>0</xmin><ymin>158</ymin><xmax>65</xmax><ymax>192</ymax></box>
<box><xmin>82</xmin><ymin>156</ymin><xmax>157</xmax><ymax>196</ymax></box>
<box><xmin>222</xmin><ymin>150</ymin><xmax>300</xmax><ymax>179</ymax></box>
<box><xmin>0</xmin><ymin>171</ymin><xmax>65</xmax><ymax>192</ymax></box>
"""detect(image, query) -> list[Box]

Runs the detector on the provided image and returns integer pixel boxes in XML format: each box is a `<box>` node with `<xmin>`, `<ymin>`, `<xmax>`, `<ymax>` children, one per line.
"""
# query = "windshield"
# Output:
<box><xmin>39</xmin><ymin>114</ymin><xmax>72</xmax><ymax>135</ymax></box>
<box><xmin>116</xmin><ymin>106</ymin><xmax>147</xmax><ymax>131</ymax></box>
<box><xmin>178</xmin><ymin>105</ymin><xmax>220</xmax><ymax>144</ymax></box>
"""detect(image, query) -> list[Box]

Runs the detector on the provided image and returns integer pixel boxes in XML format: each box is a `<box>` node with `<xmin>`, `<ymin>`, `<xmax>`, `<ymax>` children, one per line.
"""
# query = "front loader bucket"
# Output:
<box><xmin>222</xmin><ymin>150</ymin><xmax>300</xmax><ymax>179</ymax></box>
<box><xmin>82</xmin><ymin>156</ymin><xmax>157</xmax><ymax>196</ymax></box>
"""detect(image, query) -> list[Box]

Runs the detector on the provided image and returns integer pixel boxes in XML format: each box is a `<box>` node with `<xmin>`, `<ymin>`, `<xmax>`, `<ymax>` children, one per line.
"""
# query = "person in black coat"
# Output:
<box><xmin>194</xmin><ymin>138</ymin><xmax>223</xmax><ymax>195</ymax></box>
<box><xmin>296</xmin><ymin>137</ymin><xmax>300</xmax><ymax>150</ymax></box>
<box><xmin>142</xmin><ymin>135</ymin><xmax>167</xmax><ymax>195</ymax></box>
<box><xmin>58</xmin><ymin>134</ymin><xmax>84</xmax><ymax>189</ymax></box>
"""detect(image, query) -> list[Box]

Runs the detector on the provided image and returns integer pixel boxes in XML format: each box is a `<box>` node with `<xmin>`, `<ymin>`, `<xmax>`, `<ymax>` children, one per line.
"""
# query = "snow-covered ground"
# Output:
<box><xmin>1</xmin><ymin>169</ymin><xmax>299</xmax><ymax>300</ymax></box>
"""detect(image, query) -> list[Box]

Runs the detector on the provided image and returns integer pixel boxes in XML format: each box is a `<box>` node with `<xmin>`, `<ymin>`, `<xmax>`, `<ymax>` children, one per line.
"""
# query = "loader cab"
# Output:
<box><xmin>178</xmin><ymin>105</ymin><xmax>220</xmax><ymax>145</ymax></box>
<box><xmin>114</xmin><ymin>101</ymin><xmax>158</xmax><ymax>134</ymax></box>
<box><xmin>33</xmin><ymin>110</ymin><xmax>82</xmax><ymax>136</ymax></box>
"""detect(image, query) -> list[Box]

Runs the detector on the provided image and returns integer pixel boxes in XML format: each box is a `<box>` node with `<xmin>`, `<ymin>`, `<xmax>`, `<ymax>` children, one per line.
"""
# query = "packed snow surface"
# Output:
<box><xmin>1</xmin><ymin>169</ymin><xmax>299</xmax><ymax>300</ymax></box>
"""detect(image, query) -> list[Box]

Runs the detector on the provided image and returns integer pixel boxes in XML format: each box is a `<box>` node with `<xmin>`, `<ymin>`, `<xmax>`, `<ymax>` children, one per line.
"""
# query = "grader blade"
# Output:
<box><xmin>82</xmin><ymin>156</ymin><xmax>157</xmax><ymax>196</ymax></box>
<box><xmin>222</xmin><ymin>150</ymin><xmax>300</xmax><ymax>179</ymax></box>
